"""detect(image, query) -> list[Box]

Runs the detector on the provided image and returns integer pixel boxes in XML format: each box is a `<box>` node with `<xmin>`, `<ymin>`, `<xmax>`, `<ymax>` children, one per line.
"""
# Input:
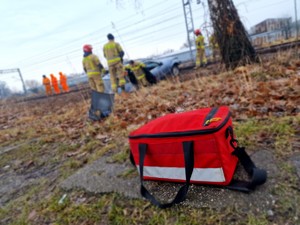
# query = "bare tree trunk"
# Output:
<box><xmin>207</xmin><ymin>0</ymin><xmax>258</xmax><ymax>69</ymax></box>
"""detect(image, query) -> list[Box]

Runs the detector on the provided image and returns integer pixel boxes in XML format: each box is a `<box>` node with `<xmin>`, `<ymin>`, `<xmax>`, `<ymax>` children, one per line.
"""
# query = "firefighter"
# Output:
<box><xmin>82</xmin><ymin>44</ymin><xmax>105</xmax><ymax>92</ymax></box>
<box><xmin>59</xmin><ymin>71</ymin><xmax>69</xmax><ymax>92</ymax></box>
<box><xmin>194</xmin><ymin>29</ymin><xmax>207</xmax><ymax>69</ymax></box>
<box><xmin>209</xmin><ymin>33</ymin><xmax>219</xmax><ymax>62</ymax></box>
<box><xmin>42</xmin><ymin>75</ymin><xmax>52</xmax><ymax>96</ymax></box>
<box><xmin>50</xmin><ymin>74</ymin><xmax>60</xmax><ymax>94</ymax></box>
<box><xmin>103</xmin><ymin>33</ymin><xmax>125</xmax><ymax>92</ymax></box>
<box><xmin>127</xmin><ymin>60</ymin><xmax>148</xmax><ymax>87</ymax></box>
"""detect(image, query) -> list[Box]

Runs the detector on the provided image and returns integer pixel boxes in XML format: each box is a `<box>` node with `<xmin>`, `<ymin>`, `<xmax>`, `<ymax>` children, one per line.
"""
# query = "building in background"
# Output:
<box><xmin>249</xmin><ymin>18</ymin><xmax>293</xmax><ymax>47</ymax></box>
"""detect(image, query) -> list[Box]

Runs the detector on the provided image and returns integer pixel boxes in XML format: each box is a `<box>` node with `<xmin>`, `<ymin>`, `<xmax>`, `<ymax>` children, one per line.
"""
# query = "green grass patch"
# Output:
<box><xmin>234</xmin><ymin>116</ymin><xmax>297</xmax><ymax>156</ymax></box>
<box><xmin>0</xmin><ymin>142</ymin><xmax>44</xmax><ymax>168</ymax></box>
<box><xmin>80</xmin><ymin>139</ymin><xmax>101</xmax><ymax>153</ymax></box>
<box><xmin>117</xmin><ymin>168</ymin><xmax>137</xmax><ymax>179</ymax></box>
<box><xmin>40</xmin><ymin>192</ymin><xmax>112</xmax><ymax>225</ymax></box>
<box><xmin>57</xmin><ymin>143</ymin><xmax>80</xmax><ymax>154</ymax></box>
<box><xmin>0</xmin><ymin>179</ymin><xmax>52</xmax><ymax>225</ymax></box>
<box><xmin>89</xmin><ymin>143</ymin><xmax>118</xmax><ymax>161</ymax></box>
<box><xmin>107</xmin><ymin>148</ymin><xmax>129</xmax><ymax>164</ymax></box>
<box><xmin>249</xmin><ymin>71</ymin><xmax>271</xmax><ymax>82</ymax></box>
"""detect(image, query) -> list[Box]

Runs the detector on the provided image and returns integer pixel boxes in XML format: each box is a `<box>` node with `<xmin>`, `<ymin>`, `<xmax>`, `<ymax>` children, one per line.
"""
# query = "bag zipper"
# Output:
<box><xmin>203</xmin><ymin>107</ymin><xmax>219</xmax><ymax>126</ymax></box>
<box><xmin>129</xmin><ymin>110</ymin><xmax>231</xmax><ymax>139</ymax></box>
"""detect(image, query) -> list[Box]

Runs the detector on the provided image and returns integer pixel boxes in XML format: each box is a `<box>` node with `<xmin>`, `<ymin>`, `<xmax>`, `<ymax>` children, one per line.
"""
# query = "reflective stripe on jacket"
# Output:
<box><xmin>103</xmin><ymin>41</ymin><xmax>123</xmax><ymax>66</ymax></box>
<box><xmin>119</xmin><ymin>77</ymin><xmax>126</xmax><ymax>86</ymax></box>
<box><xmin>127</xmin><ymin>62</ymin><xmax>145</xmax><ymax>79</ymax></box>
<box><xmin>82</xmin><ymin>54</ymin><xmax>102</xmax><ymax>77</ymax></box>
<box><xmin>196</xmin><ymin>35</ymin><xmax>205</xmax><ymax>50</ymax></box>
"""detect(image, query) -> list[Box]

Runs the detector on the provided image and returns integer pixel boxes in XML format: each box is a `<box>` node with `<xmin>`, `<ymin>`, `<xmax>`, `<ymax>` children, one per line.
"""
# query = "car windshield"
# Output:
<box><xmin>143</xmin><ymin>61</ymin><xmax>160</xmax><ymax>70</ymax></box>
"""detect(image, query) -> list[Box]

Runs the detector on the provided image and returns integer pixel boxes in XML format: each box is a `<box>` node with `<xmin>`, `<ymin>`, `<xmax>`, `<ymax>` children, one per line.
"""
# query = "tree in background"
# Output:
<box><xmin>162</xmin><ymin>49</ymin><xmax>175</xmax><ymax>55</ymax></box>
<box><xmin>0</xmin><ymin>81</ymin><xmax>12</xmax><ymax>98</ymax></box>
<box><xmin>180</xmin><ymin>38</ymin><xmax>195</xmax><ymax>49</ymax></box>
<box><xmin>25</xmin><ymin>79</ymin><xmax>41</xmax><ymax>94</ymax></box>
<box><xmin>207</xmin><ymin>0</ymin><xmax>258</xmax><ymax>69</ymax></box>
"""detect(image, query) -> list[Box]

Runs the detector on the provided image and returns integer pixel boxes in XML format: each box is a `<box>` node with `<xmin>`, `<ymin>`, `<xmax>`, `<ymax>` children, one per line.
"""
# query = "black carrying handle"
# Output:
<box><xmin>227</xmin><ymin>146</ymin><xmax>267</xmax><ymax>192</ymax></box>
<box><xmin>138</xmin><ymin>141</ymin><xmax>194</xmax><ymax>209</ymax></box>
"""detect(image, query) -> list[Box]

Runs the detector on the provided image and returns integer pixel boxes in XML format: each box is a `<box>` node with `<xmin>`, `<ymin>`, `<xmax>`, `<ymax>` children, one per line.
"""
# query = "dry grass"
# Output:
<box><xmin>0</xmin><ymin>52</ymin><xmax>299</xmax><ymax>224</ymax></box>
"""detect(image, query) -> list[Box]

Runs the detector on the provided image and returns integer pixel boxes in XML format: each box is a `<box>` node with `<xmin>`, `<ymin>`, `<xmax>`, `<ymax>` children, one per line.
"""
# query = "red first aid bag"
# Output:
<box><xmin>129</xmin><ymin>106</ymin><xmax>267</xmax><ymax>208</ymax></box>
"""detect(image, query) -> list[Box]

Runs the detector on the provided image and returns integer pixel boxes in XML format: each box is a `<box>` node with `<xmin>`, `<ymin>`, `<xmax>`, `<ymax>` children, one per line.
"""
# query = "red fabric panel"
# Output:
<box><xmin>141</xmin><ymin>153</ymin><xmax>222</xmax><ymax>168</ymax></box>
<box><xmin>129</xmin><ymin>107</ymin><xmax>239</xmax><ymax>185</ymax></box>
<box><xmin>130</xmin><ymin>106</ymin><xmax>230</xmax><ymax>136</ymax></box>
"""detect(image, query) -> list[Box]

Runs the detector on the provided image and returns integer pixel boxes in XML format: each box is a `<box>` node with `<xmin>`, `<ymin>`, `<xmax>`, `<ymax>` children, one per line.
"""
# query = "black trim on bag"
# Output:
<box><xmin>227</xmin><ymin>146</ymin><xmax>267</xmax><ymax>192</ymax></box>
<box><xmin>136</xmin><ymin>144</ymin><xmax>267</xmax><ymax>208</ymax></box>
<box><xmin>138</xmin><ymin>142</ymin><xmax>194</xmax><ymax>208</ymax></box>
<box><xmin>129</xmin><ymin>112</ymin><xmax>231</xmax><ymax>139</ymax></box>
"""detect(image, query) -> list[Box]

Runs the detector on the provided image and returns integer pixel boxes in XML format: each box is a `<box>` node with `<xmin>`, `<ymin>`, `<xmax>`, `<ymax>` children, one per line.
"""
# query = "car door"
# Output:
<box><xmin>158</xmin><ymin>60</ymin><xmax>172</xmax><ymax>76</ymax></box>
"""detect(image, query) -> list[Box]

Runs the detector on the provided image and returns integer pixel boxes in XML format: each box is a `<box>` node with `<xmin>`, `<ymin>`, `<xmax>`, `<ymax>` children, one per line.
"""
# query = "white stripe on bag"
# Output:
<box><xmin>138</xmin><ymin>166</ymin><xmax>225</xmax><ymax>182</ymax></box>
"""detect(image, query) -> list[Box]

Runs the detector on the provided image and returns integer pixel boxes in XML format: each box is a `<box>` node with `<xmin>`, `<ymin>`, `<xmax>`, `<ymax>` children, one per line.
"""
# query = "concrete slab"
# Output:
<box><xmin>291</xmin><ymin>154</ymin><xmax>300</xmax><ymax>179</ymax></box>
<box><xmin>60</xmin><ymin>150</ymin><xmax>279</xmax><ymax>210</ymax></box>
<box><xmin>60</xmin><ymin>157</ymin><xmax>140</xmax><ymax>199</ymax></box>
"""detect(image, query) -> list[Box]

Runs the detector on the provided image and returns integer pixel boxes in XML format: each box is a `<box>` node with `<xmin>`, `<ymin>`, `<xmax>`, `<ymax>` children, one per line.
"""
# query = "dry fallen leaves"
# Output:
<box><xmin>1</xmin><ymin>59</ymin><xmax>299</xmax><ymax>148</ymax></box>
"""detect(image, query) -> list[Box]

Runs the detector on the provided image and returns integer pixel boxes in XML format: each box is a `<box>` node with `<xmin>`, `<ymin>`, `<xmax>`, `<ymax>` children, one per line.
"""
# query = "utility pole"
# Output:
<box><xmin>0</xmin><ymin>68</ymin><xmax>27</xmax><ymax>94</ymax></box>
<box><xmin>17</xmin><ymin>68</ymin><xmax>27</xmax><ymax>94</ymax></box>
<box><xmin>182</xmin><ymin>0</ymin><xmax>196</xmax><ymax>62</ymax></box>
<box><xmin>295</xmin><ymin>0</ymin><xmax>299</xmax><ymax>41</ymax></box>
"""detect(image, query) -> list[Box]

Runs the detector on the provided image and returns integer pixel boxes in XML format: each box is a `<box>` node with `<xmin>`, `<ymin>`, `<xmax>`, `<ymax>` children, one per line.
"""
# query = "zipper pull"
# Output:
<box><xmin>204</xmin><ymin>117</ymin><xmax>222</xmax><ymax>126</ymax></box>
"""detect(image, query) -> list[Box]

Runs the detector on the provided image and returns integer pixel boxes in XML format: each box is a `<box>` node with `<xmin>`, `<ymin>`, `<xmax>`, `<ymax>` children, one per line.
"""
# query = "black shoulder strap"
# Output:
<box><xmin>227</xmin><ymin>147</ymin><xmax>267</xmax><ymax>192</ymax></box>
<box><xmin>138</xmin><ymin>141</ymin><xmax>194</xmax><ymax>209</ymax></box>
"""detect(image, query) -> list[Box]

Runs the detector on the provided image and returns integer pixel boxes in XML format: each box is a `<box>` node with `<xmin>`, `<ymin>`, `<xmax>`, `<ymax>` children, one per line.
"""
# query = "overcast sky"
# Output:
<box><xmin>0</xmin><ymin>0</ymin><xmax>297</xmax><ymax>91</ymax></box>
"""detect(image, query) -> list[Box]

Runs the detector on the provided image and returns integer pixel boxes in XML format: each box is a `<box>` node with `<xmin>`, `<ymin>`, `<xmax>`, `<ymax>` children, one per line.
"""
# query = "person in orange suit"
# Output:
<box><xmin>42</xmin><ymin>75</ymin><xmax>52</xmax><ymax>96</ymax></box>
<box><xmin>59</xmin><ymin>71</ymin><xmax>69</xmax><ymax>92</ymax></box>
<box><xmin>50</xmin><ymin>74</ymin><xmax>61</xmax><ymax>94</ymax></box>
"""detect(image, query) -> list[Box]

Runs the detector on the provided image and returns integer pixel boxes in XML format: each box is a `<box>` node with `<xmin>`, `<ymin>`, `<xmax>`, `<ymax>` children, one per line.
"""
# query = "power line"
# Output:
<box><xmin>23</xmin><ymin>24</ymin><xmax>191</xmax><ymax>70</ymax></box>
<box><xmin>20</xmin><ymin>11</ymin><xmax>190</xmax><ymax>68</ymax></box>
<box><xmin>18</xmin><ymin>3</ymin><xmax>202</xmax><ymax>67</ymax></box>
<box><xmin>236</xmin><ymin>0</ymin><xmax>287</xmax><ymax>12</ymax></box>
<box><xmin>16</xmin><ymin>0</ymin><xmax>289</xmax><ymax>78</ymax></box>
<box><xmin>16</xmin><ymin>1</ymin><xmax>179</xmax><ymax>64</ymax></box>
<box><xmin>21</xmin><ymin>27</ymin><xmax>191</xmax><ymax>74</ymax></box>
<box><xmin>19</xmin><ymin>10</ymin><xmax>206</xmax><ymax>72</ymax></box>
<box><xmin>17</xmin><ymin>4</ymin><xmax>206</xmax><ymax>72</ymax></box>
<box><xmin>20</xmin><ymin>11</ymin><xmax>223</xmax><ymax>75</ymax></box>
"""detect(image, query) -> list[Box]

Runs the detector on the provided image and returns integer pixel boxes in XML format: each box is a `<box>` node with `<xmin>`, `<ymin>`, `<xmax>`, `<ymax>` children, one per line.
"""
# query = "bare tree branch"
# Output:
<box><xmin>110</xmin><ymin>0</ymin><xmax>143</xmax><ymax>10</ymax></box>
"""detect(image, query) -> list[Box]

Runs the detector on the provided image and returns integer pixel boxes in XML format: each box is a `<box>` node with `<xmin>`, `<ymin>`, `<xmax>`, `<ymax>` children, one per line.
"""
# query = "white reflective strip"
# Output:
<box><xmin>138</xmin><ymin>166</ymin><xmax>225</xmax><ymax>182</ymax></box>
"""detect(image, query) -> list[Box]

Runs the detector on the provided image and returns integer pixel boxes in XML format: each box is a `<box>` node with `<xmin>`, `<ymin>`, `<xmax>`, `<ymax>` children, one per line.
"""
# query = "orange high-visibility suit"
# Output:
<box><xmin>42</xmin><ymin>76</ymin><xmax>52</xmax><ymax>96</ymax></box>
<box><xmin>50</xmin><ymin>74</ymin><xmax>61</xmax><ymax>94</ymax></box>
<box><xmin>59</xmin><ymin>72</ymin><xmax>69</xmax><ymax>92</ymax></box>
